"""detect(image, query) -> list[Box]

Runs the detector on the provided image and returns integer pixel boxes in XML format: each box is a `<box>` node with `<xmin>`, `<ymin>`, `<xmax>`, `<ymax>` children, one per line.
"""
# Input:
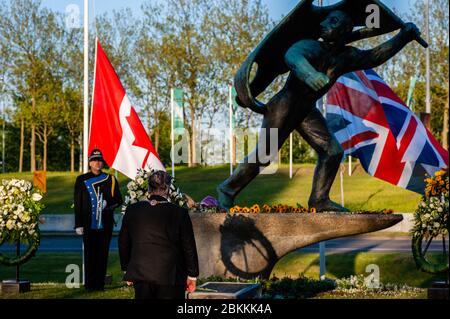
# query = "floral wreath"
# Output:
<box><xmin>122</xmin><ymin>169</ymin><xmax>189</xmax><ymax>214</ymax></box>
<box><xmin>412</xmin><ymin>170</ymin><xmax>449</xmax><ymax>274</ymax></box>
<box><xmin>0</xmin><ymin>179</ymin><xmax>43</xmax><ymax>266</ymax></box>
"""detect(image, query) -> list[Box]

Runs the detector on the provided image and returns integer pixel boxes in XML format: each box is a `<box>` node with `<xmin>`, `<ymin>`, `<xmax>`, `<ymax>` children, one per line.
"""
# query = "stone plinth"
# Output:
<box><xmin>190</xmin><ymin>212</ymin><xmax>403</xmax><ymax>279</ymax></box>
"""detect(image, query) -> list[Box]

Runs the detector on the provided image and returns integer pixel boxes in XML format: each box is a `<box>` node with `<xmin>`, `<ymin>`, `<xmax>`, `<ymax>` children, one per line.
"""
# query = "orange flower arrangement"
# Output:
<box><xmin>229</xmin><ymin>203</ymin><xmax>317</xmax><ymax>214</ymax></box>
<box><xmin>425</xmin><ymin>170</ymin><xmax>449</xmax><ymax>198</ymax></box>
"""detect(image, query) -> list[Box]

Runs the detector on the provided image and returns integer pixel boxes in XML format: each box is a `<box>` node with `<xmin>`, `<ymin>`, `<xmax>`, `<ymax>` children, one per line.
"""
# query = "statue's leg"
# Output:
<box><xmin>217</xmin><ymin>98</ymin><xmax>295</xmax><ymax>209</ymax></box>
<box><xmin>296</xmin><ymin>108</ymin><xmax>349</xmax><ymax>212</ymax></box>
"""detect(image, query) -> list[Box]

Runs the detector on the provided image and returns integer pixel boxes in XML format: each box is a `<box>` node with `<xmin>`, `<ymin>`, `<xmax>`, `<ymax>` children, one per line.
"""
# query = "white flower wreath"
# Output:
<box><xmin>121</xmin><ymin>169</ymin><xmax>188</xmax><ymax>214</ymax></box>
<box><xmin>0</xmin><ymin>179</ymin><xmax>43</xmax><ymax>266</ymax></box>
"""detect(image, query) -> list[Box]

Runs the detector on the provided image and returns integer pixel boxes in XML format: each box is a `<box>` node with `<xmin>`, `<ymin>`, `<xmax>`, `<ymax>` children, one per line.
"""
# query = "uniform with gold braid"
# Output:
<box><xmin>74</xmin><ymin>149</ymin><xmax>123</xmax><ymax>291</ymax></box>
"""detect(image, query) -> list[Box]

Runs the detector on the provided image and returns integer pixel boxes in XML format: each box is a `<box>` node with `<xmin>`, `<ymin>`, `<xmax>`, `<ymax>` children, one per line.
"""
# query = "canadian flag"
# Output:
<box><xmin>89</xmin><ymin>39</ymin><xmax>165</xmax><ymax>179</ymax></box>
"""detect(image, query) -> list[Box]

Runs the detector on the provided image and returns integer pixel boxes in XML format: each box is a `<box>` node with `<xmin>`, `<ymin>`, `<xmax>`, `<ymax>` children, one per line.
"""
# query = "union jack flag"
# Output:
<box><xmin>326</xmin><ymin>69</ymin><xmax>448</xmax><ymax>194</ymax></box>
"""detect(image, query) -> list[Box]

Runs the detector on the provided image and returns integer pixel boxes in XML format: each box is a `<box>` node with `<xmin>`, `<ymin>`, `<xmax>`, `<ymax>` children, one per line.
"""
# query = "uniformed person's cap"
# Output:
<box><xmin>88</xmin><ymin>149</ymin><xmax>105</xmax><ymax>162</ymax></box>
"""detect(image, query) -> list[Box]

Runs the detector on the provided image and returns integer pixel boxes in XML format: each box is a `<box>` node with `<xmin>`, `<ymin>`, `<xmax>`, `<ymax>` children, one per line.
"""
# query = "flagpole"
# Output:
<box><xmin>83</xmin><ymin>0</ymin><xmax>89</xmax><ymax>174</ymax></box>
<box><xmin>340</xmin><ymin>164</ymin><xmax>345</xmax><ymax>207</ymax></box>
<box><xmin>425</xmin><ymin>0</ymin><xmax>431</xmax><ymax>115</ymax></box>
<box><xmin>82</xmin><ymin>0</ymin><xmax>89</xmax><ymax>287</ymax></box>
<box><xmin>289</xmin><ymin>133</ymin><xmax>293</xmax><ymax>179</ymax></box>
<box><xmin>229</xmin><ymin>85</ymin><xmax>233</xmax><ymax>176</ymax></box>
<box><xmin>348</xmin><ymin>155</ymin><xmax>352</xmax><ymax>176</ymax></box>
<box><xmin>171</xmin><ymin>88</ymin><xmax>175</xmax><ymax>178</ymax></box>
<box><xmin>317</xmin><ymin>0</ymin><xmax>327</xmax><ymax>274</ymax></box>
<box><xmin>318</xmin><ymin>89</ymin><xmax>326</xmax><ymax>280</ymax></box>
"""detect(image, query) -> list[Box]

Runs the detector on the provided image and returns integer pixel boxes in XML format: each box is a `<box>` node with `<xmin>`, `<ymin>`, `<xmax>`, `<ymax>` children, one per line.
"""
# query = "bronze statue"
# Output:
<box><xmin>217</xmin><ymin>0</ymin><xmax>427</xmax><ymax>212</ymax></box>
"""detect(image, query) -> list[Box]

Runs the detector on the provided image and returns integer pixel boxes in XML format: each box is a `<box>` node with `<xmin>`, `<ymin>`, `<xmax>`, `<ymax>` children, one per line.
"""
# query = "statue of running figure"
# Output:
<box><xmin>217</xmin><ymin>10</ymin><xmax>423</xmax><ymax>212</ymax></box>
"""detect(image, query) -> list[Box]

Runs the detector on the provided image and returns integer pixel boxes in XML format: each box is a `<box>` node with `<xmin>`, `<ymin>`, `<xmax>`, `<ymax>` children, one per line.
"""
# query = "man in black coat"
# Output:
<box><xmin>119</xmin><ymin>170</ymin><xmax>199</xmax><ymax>299</ymax></box>
<box><xmin>74</xmin><ymin>149</ymin><xmax>123</xmax><ymax>291</ymax></box>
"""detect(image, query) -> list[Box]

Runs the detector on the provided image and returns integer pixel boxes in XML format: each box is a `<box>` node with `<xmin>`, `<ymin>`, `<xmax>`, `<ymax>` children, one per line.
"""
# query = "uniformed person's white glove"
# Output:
<box><xmin>75</xmin><ymin>227</ymin><xmax>84</xmax><ymax>235</ymax></box>
<box><xmin>102</xmin><ymin>200</ymin><xmax>107</xmax><ymax>209</ymax></box>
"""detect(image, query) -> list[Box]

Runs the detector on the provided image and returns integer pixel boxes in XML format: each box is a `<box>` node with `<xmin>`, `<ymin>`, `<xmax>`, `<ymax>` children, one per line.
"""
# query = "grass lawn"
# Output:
<box><xmin>272</xmin><ymin>251</ymin><xmax>447</xmax><ymax>288</ymax></box>
<box><xmin>0</xmin><ymin>252</ymin><xmax>134</xmax><ymax>299</ymax></box>
<box><xmin>0</xmin><ymin>163</ymin><xmax>422</xmax><ymax>214</ymax></box>
<box><xmin>0</xmin><ymin>251</ymin><xmax>442</xmax><ymax>299</ymax></box>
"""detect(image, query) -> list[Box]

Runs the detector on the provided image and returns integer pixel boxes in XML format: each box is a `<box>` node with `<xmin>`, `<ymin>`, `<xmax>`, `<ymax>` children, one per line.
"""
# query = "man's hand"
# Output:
<box><xmin>304</xmin><ymin>71</ymin><xmax>330</xmax><ymax>91</ymax></box>
<box><xmin>126</xmin><ymin>281</ymin><xmax>133</xmax><ymax>286</ymax></box>
<box><xmin>186</xmin><ymin>277</ymin><xmax>197</xmax><ymax>293</ymax></box>
<box><xmin>75</xmin><ymin>227</ymin><xmax>84</xmax><ymax>236</ymax></box>
<box><xmin>403</xmin><ymin>23</ymin><xmax>421</xmax><ymax>42</ymax></box>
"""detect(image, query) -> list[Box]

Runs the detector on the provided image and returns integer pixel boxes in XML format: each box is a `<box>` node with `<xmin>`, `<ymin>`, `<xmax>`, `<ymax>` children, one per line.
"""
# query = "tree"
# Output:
<box><xmin>204</xmin><ymin>0</ymin><xmax>272</xmax><ymax>130</ymax></box>
<box><xmin>136</xmin><ymin>5</ymin><xmax>171</xmax><ymax>153</ymax></box>
<box><xmin>58</xmin><ymin>15</ymin><xmax>83</xmax><ymax>172</ymax></box>
<box><xmin>0</xmin><ymin>0</ymin><xmax>62</xmax><ymax>172</ymax></box>
<box><xmin>140</xmin><ymin>0</ymin><xmax>273</xmax><ymax>166</ymax></box>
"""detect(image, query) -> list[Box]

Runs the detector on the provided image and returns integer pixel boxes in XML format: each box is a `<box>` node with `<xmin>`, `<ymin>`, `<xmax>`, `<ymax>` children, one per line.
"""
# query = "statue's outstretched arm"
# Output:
<box><xmin>284</xmin><ymin>43</ymin><xmax>330</xmax><ymax>92</ymax></box>
<box><xmin>349</xmin><ymin>23</ymin><xmax>421</xmax><ymax>72</ymax></box>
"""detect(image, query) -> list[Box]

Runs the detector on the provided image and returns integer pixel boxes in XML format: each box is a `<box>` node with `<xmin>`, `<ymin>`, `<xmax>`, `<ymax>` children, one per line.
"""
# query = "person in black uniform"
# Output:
<box><xmin>74</xmin><ymin>149</ymin><xmax>123</xmax><ymax>291</ymax></box>
<box><xmin>119</xmin><ymin>170</ymin><xmax>199</xmax><ymax>299</ymax></box>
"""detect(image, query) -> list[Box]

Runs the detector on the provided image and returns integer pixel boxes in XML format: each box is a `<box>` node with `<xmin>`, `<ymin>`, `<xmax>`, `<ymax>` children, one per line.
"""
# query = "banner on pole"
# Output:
<box><xmin>406</xmin><ymin>76</ymin><xmax>417</xmax><ymax>110</ymax></box>
<box><xmin>173</xmin><ymin>88</ymin><xmax>184</xmax><ymax>134</ymax></box>
<box><xmin>231</xmin><ymin>87</ymin><xmax>238</xmax><ymax>129</ymax></box>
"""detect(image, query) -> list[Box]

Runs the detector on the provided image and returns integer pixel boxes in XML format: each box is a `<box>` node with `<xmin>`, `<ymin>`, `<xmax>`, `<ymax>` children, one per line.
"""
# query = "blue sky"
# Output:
<box><xmin>42</xmin><ymin>0</ymin><xmax>414</xmax><ymax>22</ymax></box>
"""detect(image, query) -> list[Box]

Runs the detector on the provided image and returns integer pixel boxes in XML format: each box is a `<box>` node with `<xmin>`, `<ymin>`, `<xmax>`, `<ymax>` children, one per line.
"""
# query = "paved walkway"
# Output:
<box><xmin>1</xmin><ymin>235</ymin><xmax>447</xmax><ymax>253</ymax></box>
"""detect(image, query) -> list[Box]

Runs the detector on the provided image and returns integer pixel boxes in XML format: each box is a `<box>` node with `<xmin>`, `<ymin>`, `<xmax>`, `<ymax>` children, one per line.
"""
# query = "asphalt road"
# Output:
<box><xmin>1</xmin><ymin>235</ymin><xmax>448</xmax><ymax>253</ymax></box>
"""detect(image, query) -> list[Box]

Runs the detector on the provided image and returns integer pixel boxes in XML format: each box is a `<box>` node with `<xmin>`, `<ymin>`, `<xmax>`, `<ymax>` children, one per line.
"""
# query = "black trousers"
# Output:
<box><xmin>134</xmin><ymin>282</ymin><xmax>185</xmax><ymax>299</ymax></box>
<box><xmin>83</xmin><ymin>228</ymin><xmax>112</xmax><ymax>290</ymax></box>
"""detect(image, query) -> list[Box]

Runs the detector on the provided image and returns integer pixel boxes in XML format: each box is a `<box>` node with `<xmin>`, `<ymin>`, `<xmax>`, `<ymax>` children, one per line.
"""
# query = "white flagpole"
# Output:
<box><xmin>289</xmin><ymin>133</ymin><xmax>293</xmax><ymax>179</ymax></box>
<box><xmin>171</xmin><ymin>88</ymin><xmax>175</xmax><ymax>178</ymax></box>
<box><xmin>229</xmin><ymin>85</ymin><xmax>233</xmax><ymax>176</ymax></box>
<box><xmin>425</xmin><ymin>0</ymin><xmax>431</xmax><ymax>115</ymax></box>
<box><xmin>340</xmin><ymin>164</ymin><xmax>345</xmax><ymax>207</ymax></box>
<box><xmin>348</xmin><ymin>155</ymin><xmax>352</xmax><ymax>176</ymax></box>
<box><xmin>319</xmin><ymin>242</ymin><xmax>326</xmax><ymax>280</ymax></box>
<box><xmin>82</xmin><ymin>0</ymin><xmax>89</xmax><ymax>286</ymax></box>
<box><xmin>83</xmin><ymin>0</ymin><xmax>89</xmax><ymax>174</ymax></box>
<box><xmin>317</xmin><ymin>0</ymin><xmax>327</xmax><ymax>273</ymax></box>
